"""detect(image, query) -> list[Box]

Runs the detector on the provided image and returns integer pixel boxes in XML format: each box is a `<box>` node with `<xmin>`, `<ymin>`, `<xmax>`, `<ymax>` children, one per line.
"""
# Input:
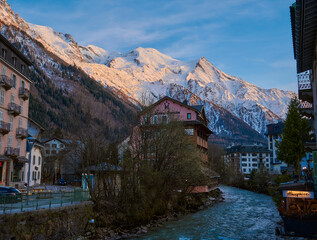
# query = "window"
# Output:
<box><xmin>187</xmin><ymin>113</ymin><xmax>191</xmax><ymax>120</ymax></box>
<box><xmin>161</xmin><ymin>115</ymin><xmax>168</xmax><ymax>124</ymax></box>
<box><xmin>241</xmin><ymin>158</ymin><xmax>247</xmax><ymax>162</ymax></box>
<box><xmin>10</xmin><ymin>93</ymin><xmax>14</xmax><ymax>103</ymax></box>
<box><xmin>0</xmin><ymin>111</ymin><xmax>3</xmax><ymax>122</ymax></box>
<box><xmin>252</xmin><ymin>163</ymin><xmax>258</xmax><ymax>167</ymax></box>
<box><xmin>38</xmin><ymin>156</ymin><xmax>41</xmax><ymax>165</ymax></box>
<box><xmin>46</xmin><ymin>150</ymin><xmax>50</xmax><ymax>154</ymax></box>
<box><xmin>1</xmin><ymin>49</ymin><xmax>7</xmax><ymax>59</ymax></box>
<box><xmin>21</xmin><ymin>65</ymin><xmax>25</xmax><ymax>73</ymax></box>
<box><xmin>8</xmin><ymin>135</ymin><xmax>12</xmax><ymax>147</ymax></box>
<box><xmin>0</xmin><ymin>89</ymin><xmax>4</xmax><ymax>105</ymax></box>
<box><xmin>32</xmin><ymin>171</ymin><xmax>35</xmax><ymax>180</ymax></box>
<box><xmin>243</xmin><ymin>168</ymin><xmax>246</xmax><ymax>172</ymax></box>
<box><xmin>184</xmin><ymin>128</ymin><xmax>194</xmax><ymax>135</ymax></box>
<box><xmin>17</xmin><ymin>139</ymin><xmax>21</xmax><ymax>152</ymax></box>
<box><xmin>9</xmin><ymin>116</ymin><xmax>13</xmax><ymax>131</ymax></box>
<box><xmin>0</xmin><ymin>135</ymin><xmax>2</xmax><ymax>152</ymax></box>
<box><xmin>12</xmin><ymin>57</ymin><xmax>17</xmax><ymax>67</ymax></box>
<box><xmin>2</xmin><ymin>66</ymin><xmax>6</xmax><ymax>75</ymax></box>
<box><xmin>33</xmin><ymin>155</ymin><xmax>36</xmax><ymax>165</ymax></box>
<box><xmin>18</xmin><ymin>118</ymin><xmax>22</xmax><ymax>128</ymax></box>
<box><xmin>20</xmin><ymin>100</ymin><xmax>23</xmax><ymax>113</ymax></box>
<box><xmin>60</xmin><ymin>144</ymin><xmax>64</xmax><ymax>148</ymax></box>
<box><xmin>52</xmin><ymin>144</ymin><xmax>57</xmax><ymax>148</ymax></box>
<box><xmin>12</xmin><ymin>74</ymin><xmax>16</xmax><ymax>88</ymax></box>
<box><xmin>242</xmin><ymin>163</ymin><xmax>247</xmax><ymax>167</ymax></box>
<box><xmin>38</xmin><ymin>171</ymin><xmax>40</xmax><ymax>180</ymax></box>
<box><xmin>153</xmin><ymin>115</ymin><xmax>158</xmax><ymax>124</ymax></box>
<box><xmin>144</xmin><ymin>116</ymin><xmax>149</xmax><ymax>125</ymax></box>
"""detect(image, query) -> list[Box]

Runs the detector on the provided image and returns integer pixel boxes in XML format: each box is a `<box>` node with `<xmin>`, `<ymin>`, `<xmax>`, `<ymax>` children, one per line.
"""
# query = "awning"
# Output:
<box><xmin>17</xmin><ymin>156</ymin><xmax>28</xmax><ymax>163</ymax></box>
<box><xmin>0</xmin><ymin>155</ymin><xmax>10</xmax><ymax>161</ymax></box>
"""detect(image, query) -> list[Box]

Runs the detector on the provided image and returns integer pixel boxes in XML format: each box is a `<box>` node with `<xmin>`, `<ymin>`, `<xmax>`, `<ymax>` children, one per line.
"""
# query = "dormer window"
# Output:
<box><xmin>21</xmin><ymin>64</ymin><xmax>25</xmax><ymax>73</ymax></box>
<box><xmin>144</xmin><ymin>116</ymin><xmax>150</xmax><ymax>125</ymax></box>
<box><xmin>12</xmin><ymin>57</ymin><xmax>17</xmax><ymax>66</ymax></box>
<box><xmin>1</xmin><ymin>49</ymin><xmax>7</xmax><ymax>59</ymax></box>
<box><xmin>187</xmin><ymin>113</ymin><xmax>191</xmax><ymax>120</ymax></box>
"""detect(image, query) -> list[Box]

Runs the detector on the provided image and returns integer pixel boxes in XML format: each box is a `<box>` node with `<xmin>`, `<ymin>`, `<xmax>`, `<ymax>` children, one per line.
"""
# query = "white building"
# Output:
<box><xmin>225</xmin><ymin>145</ymin><xmax>271</xmax><ymax>175</ymax></box>
<box><xmin>266</xmin><ymin>121</ymin><xmax>287</xmax><ymax>174</ymax></box>
<box><xmin>23</xmin><ymin>119</ymin><xmax>44</xmax><ymax>187</ymax></box>
<box><xmin>24</xmin><ymin>140</ymin><xmax>44</xmax><ymax>186</ymax></box>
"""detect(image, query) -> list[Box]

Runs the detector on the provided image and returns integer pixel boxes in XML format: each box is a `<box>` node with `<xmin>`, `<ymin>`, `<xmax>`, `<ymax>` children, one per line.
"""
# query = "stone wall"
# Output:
<box><xmin>0</xmin><ymin>202</ymin><xmax>94</xmax><ymax>240</ymax></box>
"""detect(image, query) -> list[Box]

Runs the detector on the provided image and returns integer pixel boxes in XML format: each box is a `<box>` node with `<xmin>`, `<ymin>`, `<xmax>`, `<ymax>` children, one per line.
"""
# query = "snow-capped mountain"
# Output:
<box><xmin>0</xmin><ymin>0</ymin><xmax>296</xmax><ymax>143</ymax></box>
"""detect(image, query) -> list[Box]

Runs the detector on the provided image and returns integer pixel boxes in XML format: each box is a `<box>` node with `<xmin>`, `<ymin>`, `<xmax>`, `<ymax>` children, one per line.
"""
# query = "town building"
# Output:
<box><xmin>225</xmin><ymin>145</ymin><xmax>271</xmax><ymax>176</ymax></box>
<box><xmin>41</xmin><ymin>137</ymin><xmax>80</xmax><ymax>183</ymax></box>
<box><xmin>0</xmin><ymin>34</ymin><xmax>32</xmax><ymax>188</ymax></box>
<box><xmin>137</xmin><ymin>96</ymin><xmax>212</xmax><ymax>162</ymax></box>
<box><xmin>131</xmin><ymin>96</ymin><xmax>218</xmax><ymax>192</ymax></box>
<box><xmin>266</xmin><ymin>121</ymin><xmax>287</xmax><ymax>174</ymax></box>
<box><xmin>290</xmin><ymin>1</ymin><xmax>317</xmax><ymax>150</ymax></box>
<box><xmin>23</xmin><ymin>119</ymin><xmax>45</xmax><ymax>187</ymax></box>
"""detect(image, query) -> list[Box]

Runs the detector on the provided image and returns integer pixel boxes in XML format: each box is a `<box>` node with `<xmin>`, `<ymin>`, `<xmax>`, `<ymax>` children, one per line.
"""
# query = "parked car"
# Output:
<box><xmin>58</xmin><ymin>179</ymin><xmax>67</xmax><ymax>185</ymax></box>
<box><xmin>0</xmin><ymin>186</ymin><xmax>22</xmax><ymax>203</ymax></box>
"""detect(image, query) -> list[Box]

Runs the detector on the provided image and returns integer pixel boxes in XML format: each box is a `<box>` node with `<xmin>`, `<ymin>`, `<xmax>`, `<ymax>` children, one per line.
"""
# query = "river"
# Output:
<box><xmin>137</xmin><ymin>186</ymin><xmax>281</xmax><ymax>240</ymax></box>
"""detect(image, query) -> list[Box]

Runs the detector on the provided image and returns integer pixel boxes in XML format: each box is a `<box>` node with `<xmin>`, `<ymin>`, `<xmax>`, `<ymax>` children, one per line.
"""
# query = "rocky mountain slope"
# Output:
<box><xmin>0</xmin><ymin>0</ymin><xmax>295</xmax><ymax>144</ymax></box>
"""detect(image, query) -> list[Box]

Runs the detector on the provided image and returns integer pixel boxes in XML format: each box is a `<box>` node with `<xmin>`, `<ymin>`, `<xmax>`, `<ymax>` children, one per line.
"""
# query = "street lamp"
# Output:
<box><xmin>26</xmin><ymin>136</ymin><xmax>35</xmax><ymax>205</ymax></box>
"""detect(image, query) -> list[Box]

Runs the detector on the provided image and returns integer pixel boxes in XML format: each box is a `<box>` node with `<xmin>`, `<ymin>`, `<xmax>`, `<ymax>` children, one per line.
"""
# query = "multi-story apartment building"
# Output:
<box><xmin>266</xmin><ymin>121</ymin><xmax>287</xmax><ymax>174</ymax></box>
<box><xmin>131</xmin><ymin>96</ymin><xmax>217</xmax><ymax>192</ymax></box>
<box><xmin>136</xmin><ymin>96</ymin><xmax>212</xmax><ymax>163</ymax></box>
<box><xmin>225</xmin><ymin>145</ymin><xmax>271</xmax><ymax>176</ymax></box>
<box><xmin>0</xmin><ymin>34</ymin><xmax>31</xmax><ymax>188</ymax></box>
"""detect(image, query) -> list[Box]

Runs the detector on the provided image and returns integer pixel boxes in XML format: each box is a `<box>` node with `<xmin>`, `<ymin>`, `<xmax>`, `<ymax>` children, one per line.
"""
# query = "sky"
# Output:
<box><xmin>8</xmin><ymin>0</ymin><xmax>297</xmax><ymax>92</ymax></box>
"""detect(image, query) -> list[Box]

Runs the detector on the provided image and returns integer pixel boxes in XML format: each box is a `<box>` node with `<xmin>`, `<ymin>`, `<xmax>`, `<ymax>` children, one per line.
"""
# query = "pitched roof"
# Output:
<box><xmin>142</xmin><ymin>96</ymin><xmax>204</xmax><ymax>114</ymax></box>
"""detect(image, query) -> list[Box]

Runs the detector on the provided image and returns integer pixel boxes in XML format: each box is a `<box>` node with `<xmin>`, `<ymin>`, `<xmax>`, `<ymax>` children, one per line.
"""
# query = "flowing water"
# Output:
<box><xmin>137</xmin><ymin>186</ymin><xmax>281</xmax><ymax>240</ymax></box>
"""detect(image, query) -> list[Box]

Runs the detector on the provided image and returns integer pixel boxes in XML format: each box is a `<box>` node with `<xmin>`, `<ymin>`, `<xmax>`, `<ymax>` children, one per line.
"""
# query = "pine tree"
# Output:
<box><xmin>277</xmin><ymin>97</ymin><xmax>311</xmax><ymax>176</ymax></box>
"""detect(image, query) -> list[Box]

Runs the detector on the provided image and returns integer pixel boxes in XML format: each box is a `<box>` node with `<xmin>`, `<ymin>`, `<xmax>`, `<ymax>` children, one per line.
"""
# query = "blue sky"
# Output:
<box><xmin>8</xmin><ymin>0</ymin><xmax>297</xmax><ymax>91</ymax></box>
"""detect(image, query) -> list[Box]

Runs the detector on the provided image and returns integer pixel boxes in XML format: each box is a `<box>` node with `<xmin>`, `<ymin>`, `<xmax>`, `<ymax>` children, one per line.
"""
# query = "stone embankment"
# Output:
<box><xmin>90</xmin><ymin>188</ymin><xmax>224</xmax><ymax>240</ymax></box>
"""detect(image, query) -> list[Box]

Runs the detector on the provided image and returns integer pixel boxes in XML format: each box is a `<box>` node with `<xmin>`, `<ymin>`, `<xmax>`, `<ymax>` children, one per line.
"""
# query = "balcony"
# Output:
<box><xmin>0</xmin><ymin>121</ymin><xmax>10</xmax><ymax>135</ymax></box>
<box><xmin>298</xmin><ymin>70</ymin><xmax>313</xmax><ymax>103</ymax></box>
<box><xmin>0</xmin><ymin>75</ymin><xmax>13</xmax><ymax>90</ymax></box>
<box><xmin>5</xmin><ymin>147</ymin><xmax>19</xmax><ymax>158</ymax></box>
<box><xmin>299</xmin><ymin>101</ymin><xmax>313</xmax><ymax>118</ymax></box>
<box><xmin>19</xmin><ymin>87</ymin><xmax>30</xmax><ymax>100</ymax></box>
<box><xmin>8</xmin><ymin>103</ymin><xmax>21</xmax><ymax>116</ymax></box>
<box><xmin>16</xmin><ymin>127</ymin><xmax>28</xmax><ymax>139</ymax></box>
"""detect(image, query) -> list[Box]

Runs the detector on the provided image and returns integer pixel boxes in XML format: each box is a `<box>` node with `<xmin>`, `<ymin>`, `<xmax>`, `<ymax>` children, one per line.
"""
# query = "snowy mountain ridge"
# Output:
<box><xmin>0</xmin><ymin>0</ymin><xmax>296</xmax><ymax>139</ymax></box>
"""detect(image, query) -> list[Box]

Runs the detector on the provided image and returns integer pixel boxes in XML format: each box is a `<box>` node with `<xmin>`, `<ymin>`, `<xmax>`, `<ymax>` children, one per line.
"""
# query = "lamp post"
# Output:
<box><xmin>26</xmin><ymin>136</ymin><xmax>35</xmax><ymax>205</ymax></box>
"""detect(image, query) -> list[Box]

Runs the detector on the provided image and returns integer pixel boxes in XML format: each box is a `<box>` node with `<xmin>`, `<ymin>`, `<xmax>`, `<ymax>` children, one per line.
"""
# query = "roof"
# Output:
<box><xmin>290</xmin><ymin>0</ymin><xmax>317</xmax><ymax>73</ymax></box>
<box><xmin>41</xmin><ymin>137</ymin><xmax>71</xmax><ymax>145</ymax></box>
<box><xmin>265</xmin><ymin>121</ymin><xmax>284</xmax><ymax>136</ymax></box>
<box><xmin>226</xmin><ymin>145</ymin><xmax>271</xmax><ymax>154</ymax></box>
<box><xmin>0</xmin><ymin>34</ymin><xmax>32</xmax><ymax>66</ymax></box>
<box><xmin>28</xmin><ymin>118</ymin><xmax>45</xmax><ymax>132</ymax></box>
<box><xmin>141</xmin><ymin>96</ymin><xmax>204</xmax><ymax>115</ymax></box>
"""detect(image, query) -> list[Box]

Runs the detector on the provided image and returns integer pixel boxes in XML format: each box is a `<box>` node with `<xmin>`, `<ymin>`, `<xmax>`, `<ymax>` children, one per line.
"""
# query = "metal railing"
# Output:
<box><xmin>0</xmin><ymin>75</ymin><xmax>13</xmax><ymax>89</ymax></box>
<box><xmin>19</xmin><ymin>87</ymin><xmax>30</xmax><ymax>99</ymax></box>
<box><xmin>298</xmin><ymin>70</ymin><xmax>312</xmax><ymax>91</ymax></box>
<box><xmin>0</xmin><ymin>121</ymin><xmax>10</xmax><ymax>134</ymax></box>
<box><xmin>0</xmin><ymin>189</ymin><xmax>90</xmax><ymax>214</ymax></box>
<box><xmin>5</xmin><ymin>147</ymin><xmax>20</xmax><ymax>157</ymax></box>
<box><xmin>8</xmin><ymin>103</ymin><xmax>22</xmax><ymax>115</ymax></box>
<box><xmin>16</xmin><ymin>127</ymin><xmax>28</xmax><ymax>138</ymax></box>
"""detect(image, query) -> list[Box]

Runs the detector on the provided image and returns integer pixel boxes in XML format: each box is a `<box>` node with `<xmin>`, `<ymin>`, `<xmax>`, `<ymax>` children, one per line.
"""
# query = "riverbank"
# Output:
<box><xmin>84</xmin><ymin>188</ymin><xmax>224</xmax><ymax>240</ymax></box>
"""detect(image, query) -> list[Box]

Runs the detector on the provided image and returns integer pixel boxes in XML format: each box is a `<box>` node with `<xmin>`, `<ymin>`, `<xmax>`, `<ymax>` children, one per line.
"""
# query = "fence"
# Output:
<box><xmin>0</xmin><ymin>189</ymin><xmax>90</xmax><ymax>214</ymax></box>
